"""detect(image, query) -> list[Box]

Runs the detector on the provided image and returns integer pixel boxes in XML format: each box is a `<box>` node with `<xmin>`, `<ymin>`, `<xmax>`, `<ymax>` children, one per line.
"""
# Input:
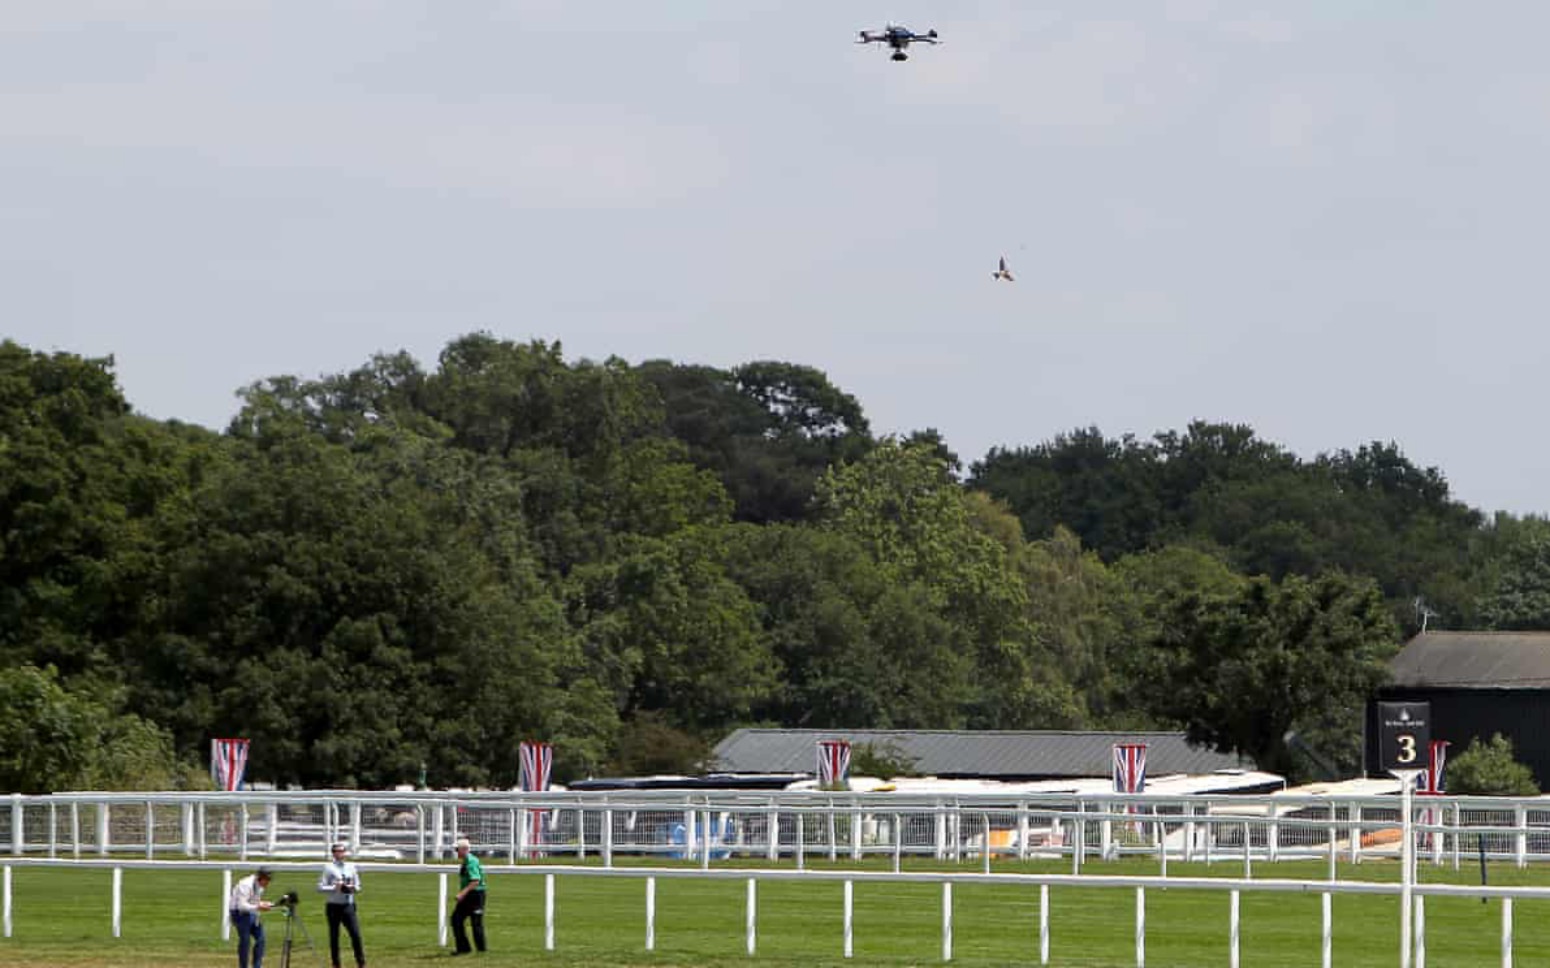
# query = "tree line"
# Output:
<box><xmin>3</xmin><ymin>335</ymin><xmax>1547</xmax><ymax>793</ymax></box>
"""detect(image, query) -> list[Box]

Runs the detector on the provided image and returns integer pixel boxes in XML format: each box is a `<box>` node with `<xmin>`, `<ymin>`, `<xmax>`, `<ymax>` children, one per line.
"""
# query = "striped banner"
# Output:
<box><xmin>1417</xmin><ymin>740</ymin><xmax>1450</xmax><ymax>850</ymax></box>
<box><xmin>210</xmin><ymin>738</ymin><xmax>250</xmax><ymax>792</ymax></box>
<box><xmin>1417</xmin><ymin>740</ymin><xmax>1450</xmax><ymax>794</ymax></box>
<box><xmin>520</xmin><ymin>741</ymin><xmax>554</xmax><ymax>854</ymax></box>
<box><xmin>817</xmin><ymin>740</ymin><xmax>851</xmax><ymax>789</ymax></box>
<box><xmin>1112</xmin><ymin>743</ymin><xmax>1147</xmax><ymax>794</ymax></box>
<box><xmin>1113</xmin><ymin>743</ymin><xmax>1147</xmax><ymax>834</ymax></box>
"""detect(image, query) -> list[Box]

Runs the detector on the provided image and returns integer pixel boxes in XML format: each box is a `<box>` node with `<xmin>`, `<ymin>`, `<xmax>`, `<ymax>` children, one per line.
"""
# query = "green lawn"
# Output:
<box><xmin>2</xmin><ymin>858</ymin><xmax>1546</xmax><ymax>966</ymax></box>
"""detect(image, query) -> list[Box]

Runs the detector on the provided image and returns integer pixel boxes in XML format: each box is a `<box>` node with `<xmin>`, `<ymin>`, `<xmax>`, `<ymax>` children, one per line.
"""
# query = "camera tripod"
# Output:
<box><xmin>276</xmin><ymin>902</ymin><xmax>326</xmax><ymax>968</ymax></box>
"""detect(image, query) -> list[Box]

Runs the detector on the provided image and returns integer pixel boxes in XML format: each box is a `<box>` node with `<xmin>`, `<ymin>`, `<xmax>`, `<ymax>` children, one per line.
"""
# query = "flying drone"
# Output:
<box><xmin>857</xmin><ymin>23</ymin><xmax>940</xmax><ymax>61</ymax></box>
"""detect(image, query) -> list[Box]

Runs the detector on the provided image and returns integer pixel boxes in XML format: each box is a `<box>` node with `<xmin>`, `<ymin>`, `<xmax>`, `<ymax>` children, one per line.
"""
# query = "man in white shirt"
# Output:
<box><xmin>229</xmin><ymin>866</ymin><xmax>275</xmax><ymax>968</ymax></box>
<box><xmin>317</xmin><ymin>841</ymin><xmax>367</xmax><ymax>968</ymax></box>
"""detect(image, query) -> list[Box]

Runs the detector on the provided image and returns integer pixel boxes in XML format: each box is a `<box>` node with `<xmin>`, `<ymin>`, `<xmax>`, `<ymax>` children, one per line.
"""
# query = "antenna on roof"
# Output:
<box><xmin>1413</xmin><ymin>597</ymin><xmax>1439</xmax><ymax>633</ymax></box>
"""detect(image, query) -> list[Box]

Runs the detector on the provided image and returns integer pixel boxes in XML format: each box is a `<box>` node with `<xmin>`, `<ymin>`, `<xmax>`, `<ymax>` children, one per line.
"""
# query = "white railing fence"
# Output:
<box><xmin>1</xmin><ymin>856</ymin><xmax>1544</xmax><ymax>966</ymax></box>
<box><xmin>7</xmin><ymin>790</ymin><xmax>1550</xmax><ymax>872</ymax></box>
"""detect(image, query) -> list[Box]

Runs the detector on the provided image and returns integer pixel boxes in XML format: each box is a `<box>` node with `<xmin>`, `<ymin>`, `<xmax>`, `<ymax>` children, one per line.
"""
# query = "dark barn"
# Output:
<box><xmin>1367</xmin><ymin>631</ymin><xmax>1550</xmax><ymax>786</ymax></box>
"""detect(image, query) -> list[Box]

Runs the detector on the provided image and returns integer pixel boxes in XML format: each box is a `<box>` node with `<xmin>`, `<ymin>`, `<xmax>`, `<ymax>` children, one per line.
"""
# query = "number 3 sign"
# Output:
<box><xmin>1377</xmin><ymin>701</ymin><xmax>1431</xmax><ymax>772</ymax></box>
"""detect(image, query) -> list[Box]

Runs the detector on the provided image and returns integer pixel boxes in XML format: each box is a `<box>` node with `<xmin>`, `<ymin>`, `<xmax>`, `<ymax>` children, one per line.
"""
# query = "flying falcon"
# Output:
<box><xmin>992</xmin><ymin>256</ymin><xmax>1014</xmax><ymax>282</ymax></box>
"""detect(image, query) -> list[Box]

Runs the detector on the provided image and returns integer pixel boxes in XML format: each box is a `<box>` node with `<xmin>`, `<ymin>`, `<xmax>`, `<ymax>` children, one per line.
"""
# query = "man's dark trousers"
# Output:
<box><xmin>451</xmin><ymin>890</ymin><xmax>487</xmax><ymax>953</ymax></box>
<box><xmin>326</xmin><ymin>902</ymin><xmax>366</xmax><ymax>967</ymax></box>
<box><xmin>233</xmin><ymin>909</ymin><xmax>266</xmax><ymax>968</ymax></box>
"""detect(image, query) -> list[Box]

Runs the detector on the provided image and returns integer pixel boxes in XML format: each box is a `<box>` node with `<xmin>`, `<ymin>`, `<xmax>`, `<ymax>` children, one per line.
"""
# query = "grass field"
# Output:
<box><xmin>3</xmin><ymin>857</ymin><xmax>1548</xmax><ymax>967</ymax></box>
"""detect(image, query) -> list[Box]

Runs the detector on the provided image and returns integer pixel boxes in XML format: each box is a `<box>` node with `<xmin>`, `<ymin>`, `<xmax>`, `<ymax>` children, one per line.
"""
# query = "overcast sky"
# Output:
<box><xmin>6</xmin><ymin>2</ymin><xmax>1549</xmax><ymax>515</ymax></box>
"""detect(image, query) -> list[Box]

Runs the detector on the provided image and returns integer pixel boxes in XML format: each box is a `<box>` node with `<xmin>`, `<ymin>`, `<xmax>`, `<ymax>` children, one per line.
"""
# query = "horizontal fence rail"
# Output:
<box><xmin>8</xmin><ymin>790</ymin><xmax>1550</xmax><ymax>873</ymax></box>
<box><xmin>3</xmin><ymin>856</ymin><xmax>1547</xmax><ymax>965</ymax></box>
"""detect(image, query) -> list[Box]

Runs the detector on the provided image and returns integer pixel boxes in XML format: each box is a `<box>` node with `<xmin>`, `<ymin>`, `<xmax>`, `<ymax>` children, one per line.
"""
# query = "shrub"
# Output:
<box><xmin>1446</xmin><ymin>733</ymin><xmax>1540</xmax><ymax>796</ymax></box>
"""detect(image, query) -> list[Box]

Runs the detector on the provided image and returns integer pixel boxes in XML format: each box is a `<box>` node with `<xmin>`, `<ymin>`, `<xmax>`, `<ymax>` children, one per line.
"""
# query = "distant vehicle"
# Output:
<box><xmin>857</xmin><ymin>23</ymin><xmax>939</xmax><ymax>61</ymax></box>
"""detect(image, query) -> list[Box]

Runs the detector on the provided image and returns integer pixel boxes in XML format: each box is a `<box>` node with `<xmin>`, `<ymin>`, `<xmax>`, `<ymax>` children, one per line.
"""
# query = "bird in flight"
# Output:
<box><xmin>992</xmin><ymin>256</ymin><xmax>1014</xmax><ymax>282</ymax></box>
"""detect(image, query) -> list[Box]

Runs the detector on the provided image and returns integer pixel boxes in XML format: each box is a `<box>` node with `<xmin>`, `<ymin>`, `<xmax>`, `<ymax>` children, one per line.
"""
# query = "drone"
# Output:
<box><xmin>857</xmin><ymin>23</ymin><xmax>939</xmax><ymax>61</ymax></box>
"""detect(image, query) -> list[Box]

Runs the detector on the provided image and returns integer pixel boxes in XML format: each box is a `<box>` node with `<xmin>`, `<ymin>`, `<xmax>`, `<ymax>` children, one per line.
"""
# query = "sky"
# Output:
<box><xmin>5</xmin><ymin>2</ymin><xmax>1550</xmax><ymax>515</ymax></box>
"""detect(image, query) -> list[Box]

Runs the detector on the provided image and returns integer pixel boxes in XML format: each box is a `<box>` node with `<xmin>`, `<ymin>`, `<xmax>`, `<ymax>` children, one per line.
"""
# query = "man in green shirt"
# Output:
<box><xmin>451</xmin><ymin>837</ymin><xmax>487</xmax><ymax>955</ymax></box>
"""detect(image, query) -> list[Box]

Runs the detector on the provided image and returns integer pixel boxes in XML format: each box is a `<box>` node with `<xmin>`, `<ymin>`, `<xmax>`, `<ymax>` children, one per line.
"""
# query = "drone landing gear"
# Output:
<box><xmin>891</xmin><ymin>51</ymin><xmax>908</xmax><ymax>61</ymax></box>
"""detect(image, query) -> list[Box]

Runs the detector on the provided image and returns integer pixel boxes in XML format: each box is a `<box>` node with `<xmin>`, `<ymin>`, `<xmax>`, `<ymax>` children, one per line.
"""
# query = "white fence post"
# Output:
<box><xmin>99</xmin><ymin>801</ymin><xmax>111</xmax><ymax>857</ymax></box>
<box><xmin>1018</xmin><ymin>801</ymin><xmax>1029</xmax><ymax>862</ymax></box>
<box><xmin>893</xmin><ymin>813</ymin><xmax>902</xmax><ymax>873</ymax></box>
<box><xmin>544</xmin><ymin>872</ymin><xmax>555</xmax><ymax>951</ymax></box>
<box><xmin>828</xmin><ymin>798</ymin><xmax>837</xmax><ymax>862</ymax></box>
<box><xmin>112</xmin><ymin>866</ymin><xmax>122</xmax><ymax>938</ymax></box>
<box><xmin>507</xmin><ymin>807</ymin><xmax>517</xmax><ymax>866</ymax></box>
<box><xmin>1328</xmin><ymin>817</ymin><xmax>1338</xmax><ymax>882</ymax></box>
<box><xmin>604</xmin><ymin>807</ymin><xmax>614</xmax><ymax>868</ymax></box>
<box><xmin>645</xmin><ymin>876</ymin><xmax>656</xmax><ymax>951</ymax></box>
<box><xmin>71</xmin><ymin>802</ymin><xmax>81</xmax><ymax>860</ymax></box>
<box><xmin>851</xmin><ymin>802</ymin><xmax>862</xmax><ymax>861</ymax></box>
<box><xmin>935</xmin><ymin>801</ymin><xmax>947</xmax><ymax>861</ymax></box>
<box><xmin>182</xmin><ymin>803</ymin><xmax>194</xmax><ymax>858</ymax></box>
<box><xmin>145</xmin><ymin>801</ymin><xmax>154</xmax><ymax>860</ymax></box>
<box><xmin>1101</xmin><ymin>800</ymin><xmax>1113</xmax><ymax>861</ymax></box>
<box><xmin>1182</xmin><ymin>804</ymin><xmax>1195</xmax><ymax>863</ymax></box>
<box><xmin>437</xmin><ymin>872</ymin><xmax>447</xmax><ymax>948</ymax></box>
<box><xmin>1242</xmin><ymin>822</ymin><xmax>1252</xmax><ymax>879</ymax></box>
<box><xmin>767</xmin><ymin>802</ymin><xmax>779</xmax><ymax>862</ymax></box>
<box><xmin>1229</xmin><ymin>890</ymin><xmax>1240</xmax><ymax>968</ymax></box>
<box><xmin>1515</xmin><ymin>804</ymin><xmax>1528</xmax><ymax>869</ymax></box>
<box><xmin>1415</xmin><ymin>894</ymin><xmax>1425</xmax><ymax>968</ymax></box>
<box><xmin>941</xmin><ymin>881</ymin><xmax>953</xmax><ymax>962</ymax></box>
<box><xmin>983</xmin><ymin>813</ymin><xmax>992</xmax><ymax>874</ymax></box>
<box><xmin>1350</xmin><ymin>803</ymin><xmax>1362</xmax><ymax>864</ymax></box>
<box><xmin>843</xmin><ymin>879</ymin><xmax>854</xmax><ymax>958</ymax></box>
<box><xmin>9</xmin><ymin>795</ymin><xmax>20</xmax><ymax>856</ymax></box>
<box><xmin>1039</xmin><ymin>883</ymin><xmax>1049</xmax><ymax>965</ymax></box>
<box><xmin>433</xmin><ymin>804</ymin><xmax>446</xmax><ymax>861</ymax></box>
<box><xmin>797</xmin><ymin>810</ymin><xmax>805</xmax><ymax>870</ymax></box>
<box><xmin>1502</xmin><ymin>896</ymin><xmax>1513</xmax><ymax>968</ymax></box>
<box><xmin>745</xmin><ymin>878</ymin><xmax>756</xmax><ymax>955</ymax></box>
<box><xmin>1135</xmin><ymin>886</ymin><xmax>1145</xmax><ymax>968</ymax></box>
<box><xmin>3</xmin><ymin>865</ymin><xmax>12</xmax><ymax>938</ymax></box>
<box><xmin>1321</xmin><ymin>892</ymin><xmax>1331</xmax><ymax>968</ymax></box>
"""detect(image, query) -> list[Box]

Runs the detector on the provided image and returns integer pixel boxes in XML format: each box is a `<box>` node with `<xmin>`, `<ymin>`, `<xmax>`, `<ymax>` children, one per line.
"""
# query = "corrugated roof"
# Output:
<box><xmin>1388</xmin><ymin>631</ymin><xmax>1550</xmax><ymax>688</ymax></box>
<box><xmin>711</xmin><ymin>728</ymin><xmax>1247</xmax><ymax>779</ymax></box>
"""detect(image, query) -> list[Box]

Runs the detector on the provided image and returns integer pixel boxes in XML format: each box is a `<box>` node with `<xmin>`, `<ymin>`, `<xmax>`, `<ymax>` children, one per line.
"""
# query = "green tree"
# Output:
<box><xmin>639</xmin><ymin>359</ymin><xmax>873</xmax><ymax>524</ymax></box>
<box><xmin>1446</xmin><ymin>734</ymin><xmax>1540</xmax><ymax>796</ymax></box>
<box><xmin>817</xmin><ymin>439</ymin><xmax>1081</xmax><ymax>729</ymax></box>
<box><xmin>1475</xmin><ymin>518</ymin><xmax>1550</xmax><ymax>630</ymax></box>
<box><xmin>969</xmin><ymin>427</ymin><xmax>1162</xmax><ymax>561</ymax></box>
<box><xmin>850</xmin><ymin>740</ymin><xmax>921</xmax><ymax>778</ymax></box>
<box><xmin>0</xmin><ymin>664</ymin><xmax>189</xmax><ymax>792</ymax></box>
<box><xmin>1133</xmin><ymin>571</ymin><xmax>1400</xmax><ymax>779</ymax></box>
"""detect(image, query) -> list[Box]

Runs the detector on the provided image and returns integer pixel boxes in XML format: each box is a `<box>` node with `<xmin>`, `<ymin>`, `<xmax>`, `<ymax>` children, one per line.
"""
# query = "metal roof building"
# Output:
<box><xmin>1387</xmin><ymin>631</ymin><xmax>1550</xmax><ymax>688</ymax></box>
<box><xmin>712</xmin><ymin>728</ymin><xmax>1248</xmax><ymax>781</ymax></box>
<box><xmin>1367</xmin><ymin>630</ymin><xmax>1550</xmax><ymax>785</ymax></box>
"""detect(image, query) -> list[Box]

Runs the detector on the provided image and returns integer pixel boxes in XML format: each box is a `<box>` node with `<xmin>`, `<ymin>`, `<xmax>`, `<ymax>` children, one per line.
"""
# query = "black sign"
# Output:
<box><xmin>1377</xmin><ymin>701</ymin><xmax>1431</xmax><ymax>772</ymax></box>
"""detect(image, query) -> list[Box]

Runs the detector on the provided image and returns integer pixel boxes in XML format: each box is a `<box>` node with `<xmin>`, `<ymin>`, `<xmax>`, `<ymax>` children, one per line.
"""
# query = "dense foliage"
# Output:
<box><xmin>0</xmin><ymin>336</ymin><xmax>1535</xmax><ymax>791</ymax></box>
<box><xmin>1447</xmin><ymin>734</ymin><xmax>1541</xmax><ymax>796</ymax></box>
